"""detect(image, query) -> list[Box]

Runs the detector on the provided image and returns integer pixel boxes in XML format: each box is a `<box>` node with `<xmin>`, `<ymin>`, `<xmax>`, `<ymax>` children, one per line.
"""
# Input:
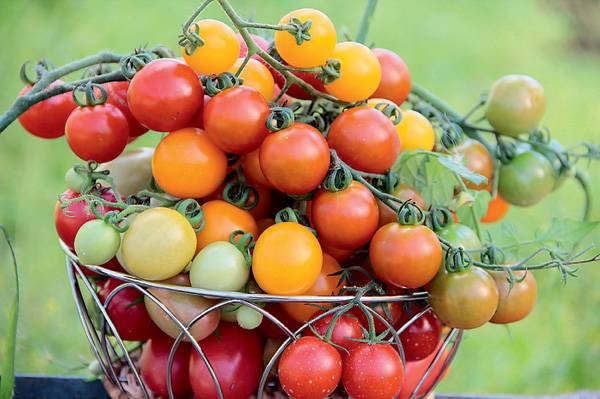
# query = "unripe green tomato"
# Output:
<box><xmin>530</xmin><ymin>138</ymin><xmax>574</xmax><ymax>190</ymax></box>
<box><xmin>236</xmin><ymin>305</ymin><xmax>263</xmax><ymax>330</ymax></box>
<box><xmin>74</xmin><ymin>219</ymin><xmax>121</xmax><ymax>265</ymax></box>
<box><xmin>499</xmin><ymin>150</ymin><xmax>555</xmax><ymax>207</ymax></box>
<box><xmin>98</xmin><ymin>147</ymin><xmax>154</xmax><ymax>196</ymax></box>
<box><xmin>484</xmin><ymin>75</ymin><xmax>546</xmax><ymax>137</ymax></box>
<box><xmin>221</xmin><ymin>303</ymin><xmax>241</xmax><ymax>322</ymax></box>
<box><xmin>436</xmin><ymin>223</ymin><xmax>481</xmax><ymax>250</ymax></box>
<box><xmin>65</xmin><ymin>167</ymin><xmax>87</xmax><ymax>193</ymax></box>
<box><xmin>190</xmin><ymin>241</ymin><xmax>250</xmax><ymax>291</ymax></box>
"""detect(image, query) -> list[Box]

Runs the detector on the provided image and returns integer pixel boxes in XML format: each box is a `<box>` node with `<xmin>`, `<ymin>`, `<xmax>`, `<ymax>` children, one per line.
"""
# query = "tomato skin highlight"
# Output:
<box><xmin>371</xmin><ymin>48</ymin><xmax>411</xmax><ymax>106</ymax></box>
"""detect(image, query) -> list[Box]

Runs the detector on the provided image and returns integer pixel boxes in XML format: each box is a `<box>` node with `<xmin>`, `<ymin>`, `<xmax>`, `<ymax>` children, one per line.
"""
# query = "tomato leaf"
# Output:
<box><xmin>435</xmin><ymin>155</ymin><xmax>488</xmax><ymax>186</ymax></box>
<box><xmin>456</xmin><ymin>189</ymin><xmax>491</xmax><ymax>231</ymax></box>
<box><xmin>535</xmin><ymin>218</ymin><xmax>599</xmax><ymax>253</ymax></box>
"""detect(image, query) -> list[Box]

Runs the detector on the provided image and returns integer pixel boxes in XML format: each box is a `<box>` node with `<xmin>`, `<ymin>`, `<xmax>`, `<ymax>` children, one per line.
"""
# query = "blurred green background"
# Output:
<box><xmin>0</xmin><ymin>0</ymin><xmax>599</xmax><ymax>395</ymax></box>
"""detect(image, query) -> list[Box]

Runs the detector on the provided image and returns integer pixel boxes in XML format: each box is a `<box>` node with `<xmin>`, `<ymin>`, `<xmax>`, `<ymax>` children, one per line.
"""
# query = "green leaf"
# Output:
<box><xmin>535</xmin><ymin>218</ymin><xmax>599</xmax><ymax>253</ymax></box>
<box><xmin>456</xmin><ymin>189</ymin><xmax>491</xmax><ymax>232</ymax></box>
<box><xmin>436</xmin><ymin>155</ymin><xmax>488</xmax><ymax>186</ymax></box>
<box><xmin>0</xmin><ymin>226</ymin><xmax>19</xmax><ymax>399</ymax></box>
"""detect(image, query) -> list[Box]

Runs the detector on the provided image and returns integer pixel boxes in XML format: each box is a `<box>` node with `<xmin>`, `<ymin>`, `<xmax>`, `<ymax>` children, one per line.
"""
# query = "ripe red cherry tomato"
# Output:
<box><xmin>343</xmin><ymin>343</ymin><xmax>404</xmax><ymax>399</ymax></box>
<box><xmin>18</xmin><ymin>80</ymin><xmax>77</xmax><ymax>138</ymax></box>
<box><xmin>189</xmin><ymin>322</ymin><xmax>262</xmax><ymax>399</ymax></box>
<box><xmin>272</xmin><ymin>68</ymin><xmax>326</xmax><ymax>100</ymax></box>
<box><xmin>311</xmin><ymin>181</ymin><xmax>379</xmax><ymax>250</ymax></box>
<box><xmin>127</xmin><ymin>59</ymin><xmax>203</xmax><ymax>132</ymax></box>
<box><xmin>371</xmin><ymin>48</ymin><xmax>411</xmax><ymax>106</ymax></box>
<box><xmin>307</xmin><ymin>310</ymin><xmax>363</xmax><ymax>354</ymax></box>
<box><xmin>377</xmin><ymin>184</ymin><xmax>426</xmax><ymax>227</ymax></box>
<box><xmin>203</xmin><ymin>86</ymin><xmax>270</xmax><ymax>155</ymax></box>
<box><xmin>65</xmin><ymin>103</ymin><xmax>129</xmax><ymax>162</ymax></box>
<box><xmin>328</xmin><ymin>106</ymin><xmax>400</xmax><ymax>173</ymax></box>
<box><xmin>259</xmin><ymin>123</ymin><xmax>330</xmax><ymax>195</ymax></box>
<box><xmin>241</xmin><ymin>148</ymin><xmax>272</xmax><ymax>188</ymax></box>
<box><xmin>140</xmin><ymin>335</ymin><xmax>193</xmax><ymax>399</ymax></box>
<box><xmin>279</xmin><ymin>337</ymin><xmax>342</xmax><ymax>399</ymax></box>
<box><xmin>399</xmin><ymin>342</ymin><xmax>452</xmax><ymax>399</ymax></box>
<box><xmin>105</xmin><ymin>81</ymin><xmax>148</xmax><ymax>138</ymax></box>
<box><xmin>397</xmin><ymin>304</ymin><xmax>442</xmax><ymax>361</ymax></box>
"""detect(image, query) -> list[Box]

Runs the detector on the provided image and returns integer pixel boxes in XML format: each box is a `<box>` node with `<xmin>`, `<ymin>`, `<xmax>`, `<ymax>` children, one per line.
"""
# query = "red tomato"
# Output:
<box><xmin>203</xmin><ymin>86</ymin><xmax>270</xmax><ymax>154</ymax></box>
<box><xmin>18</xmin><ymin>81</ymin><xmax>77</xmax><ymax>138</ymax></box>
<box><xmin>343</xmin><ymin>343</ymin><xmax>404</xmax><ymax>399</ymax></box>
<box><xmin>307</xmin><ymin>310</ymin><xmax>363</xmax><ymax>354</ymax></box>
<box><xmin>258</xmin><ymin>303</ymin><xmax>302</xmax><ymax>338</ymax></box>
<box><xmin>279</xmin><ymin>337</ymin><xmax>342</xmax><ymax>399</ymax></box>
<box><xmin>241</xmin><ymin>148</ymin><xmax>272</xmax><ymax>188</ymax></box>
<box><xmin>259</xmin><ymin>123</ymin><xmax>330</xmax><ymax>195</ymax></box>
<box><xmin>105</xmin><ymin>81</ymin><xmax>148</xmax><ymax>138</ymax></box>
<box><xmin>189</xmin><ymin>322</ymin><xmax>263</xmax><ymax>399</ymax></box>
<box><xmin>272</xmin><ymin>68</ymin><xmax>326</xmax><ymax>100</ymax></box>
<box><xmin>65</xmin><ymin>103</ymin><xmax>129</xmax><ymax>162</ymax></box>
<box><xmin>371</xmin><ymin>48</ymin><xmax>411</xmax><ymax>106</ymax></box>
<box><xmin>328</xmin><ymin>106</ymin><xmax>400</xmax><ymax>173</ymax></box>
<box><xmin>80</xmin><ymin>256</ymin><xmax>126</xmax><ymax>278</ymax></box>
<box><xmin>140</xmin><ymin>335</ymin><xmax>193</xmax><ymax>398</ymax></box>
<box><xmin>248</xmin><ymin>184</ymin><xmax>272</xmax><ymax>220</ymax></box>
<box><xmin>311</xmin><ymin>181</ymin><xmax>379</xmax><ymax>250</ymax></box>
<box><xmin>237</xmin><ymin>33</ymin><xmax>270</xmax><ymax>58</ymax></box>
<box><xmin>318</xmin><ymin>239</ymin><xmax>354</xmax><ymax>262</ymax></box>
<box><xmin>351</xmin><ymin>301</ymin><xmax>402</xmax><ymax>334</ymax></box>
<box><xmin>399</xmin><ymin>342</ymin><xmax>452</xmax><ymax>399</ymax></box>
<box><xmin>397</xmin><ymin>304</ymin><xmax>442</xmax><ymax>361</ymax></box>
<box><xmin>127</xmin><ymin>59</ymin><xmax>203</xmax><ymax>132</ymax></box>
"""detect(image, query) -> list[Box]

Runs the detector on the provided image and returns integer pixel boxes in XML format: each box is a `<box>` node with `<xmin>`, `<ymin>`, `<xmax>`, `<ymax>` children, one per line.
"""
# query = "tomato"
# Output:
<box><xmin>485</xmin><ymin>75</ymin><xmax>546</xmax><ymax>137</ymax></box>
<box><xmin>306</xmin><ymin>310</ymin><xmax>363</xmax><ymax>354</ymax></box>
<box><xmin>325</xmin><ymin>42</ymin><xmax>381</xmax><ymax>102</ymax></box>
<box><xmin>274</xmin><ymin>8</ymin><xmax>336</xmax><ymax>68</ymax></box>
<box><xmin>236</xmin><ymin>305</ymin><xmax>263</xmax><ymax>330</ymax></box>
<box><xmin>371</xmin><ymin>48</ymin><xmax>411</xmax><ymax>106</ymax></box>
<box><xmin>18</xmin><ymin>81</ymin><xmax>77</xmax><ymax>138</ymax></box>
<box><xmin>436</xmin><ymin>223</ymin><xmax>481</xmax><ymax>251</ymax></box>
<box><xmin>203</xmin><ymin>86</ymin><xmax>270</xmax><ymax>155</ymax></box>
<box><xmin>195</xmin><ymin>200</ymin><xmax>258</xmax><ymax>253</ymax></box>
<box><xmin>256</xmin><ymin>218</ymin><xmax>275</xmax><ymax>236</ymax></box>
<box><xmin>272</xmin><ymin>68</ymin><xmax>326</xmax><ymax>100</ymax></box>
<box><xmin>228</xmin><ymin>58</ymin><xmax>275</xmax><ymax>101</ymax></box>
<box><xmin>237</xmin><ymin>33</ymin><xmax>270</xmax><ymax>58</ymax></box>
<box><xmin>140</xmin><ymin>335</ymin><xmax>193</xmax><ymax>399</ymax></box>
<box><xmin>253</xmin><ymin>222</ymin><xmax>322</xmax><ymax>295</ymax></box>
<box><xmin>531</xmin><ymin>138</ymin><xmax>575</xmax><ymax>190</ymax></box>
<box><xmin>427</xmin><ymin>266</ymin><xmax>499</xmax><ymax>329</ymax></box>
<box><xmin>145</xmin><ymin>274</ymin><xmax>219</xmax><ymax>341</ymax></box>
<box><xmin>377</xmin><ymin>184</ymin><xmax>427</xmax><ymax>227</ymax></box>
<box><xmin>328</xmin><ymin>106</ymin><xmax>400</xmax><ymax>173</ymax></box>
<box><xmin>247</xmin><ymin>184</ymin><xmax>272</xmax><ymax>220</ymax></box>
<box><xmin>65</xmin><ymin>103</ymin><xmax>128</xmax><ymax>163</ymax></box>
<box><xmin>498</xmin><ymin>150</ymin><xmax>555</xmax><ymax>207</ymax></box>
<box><xmin>121</xmin><ymin>207</ymin><xmax>197</xmax><ymax>281</ymax></box>
<box><xmin>55</xmin><ymin>189</ymin><xmax>119</xmax><ymax>249</ymax></box>
<box><xmin>127</xmin><ymin>59</ymin><xmax>203</xmax><ymax>132</ymax></box>
<box><xmin>74</xmin><ymin>220</ymin><xmax>121</xmax><ymax>266</ymax></box>
<box><xmin>481</xmin><ymin>195</ymin><xmax>509</xmax><ymax>223</ymax></box>
<box><xmin>105</xmin><ymin>81</ymin><xmax>148</xmax><ymax>138</ymax></box>
<box><xmin>241</xmin><ymin>148</ymin><xmax>272</xmax><ymax>188</ymax></box>
<box><xmin>258</xmin><ymin>303</ymin><xmax>303</xmax><ymax>338</ymax></box>
<box><xmin>489</xmin><ymin>270</ymin><xmax>537</xmax><ymax>324</ymax></box>
<box><xmin>98</xmin><ymin>147</ymin><xmax>154</xmax><ymax>197</ymax></box>
<box><xmin>396</xmin><ymin>109</ymin><xmax>435</xmax><ymax>152</ymax></box>
<box><xmin>190</xmin><ymin>241</ymin><xmax>250</xmax><ymax>291</ymax></box>
<box><xmin>282</xmin><ymin>253</ymin><xmax>341</xmax><ymax>322</ymax></box>
<box><xmin>279</xmin><ymin>337</ymin><xmax>342</xmax><ymax>399</ymax></box>
<box><xmin>182</xmin><ymin>19</ymin><xmax>240</xmax><ymax>75</ymax></box>
<box><xmin>342</xmin><ymin>343</ymin><xmax>403</xmax><ymax>399</ymax></box>
<box><xmin>370</xmin><ymin>223</ymin><xmax>442</xmax><ymax>289</ymax></box>
<box><xmin>452</xmin><ymin>138</ymin><xmax>494</xmax><ymax>190</ymax></box>
<box><xmin>399</xmin><ymin>342</ymin><xmax>452</xmax><ymax>399</ymax></box>
<box><xmin>311</xmin><ymin>181</ymin><xmax>379</xmax><ymax>250</ymax></box>
<box><xmin>189</xmin><ymin>322</ymin><xmax>262</xmax><ymax>399</ymax></box>
<box><xmin>152</xmin><ymin>127</ymin><xmax>227</xmax><ymax>198</ymax></box>
<box><xmin>397</xmin><ymin>304</ymin><xmax>442</xmax><ymax>361</ymax></box>
<box><xmin>351</xmin><ymin>301</ymin><xmax>402</xmax><ymax>334</ymax></box>
<box><xmin>259</xmin><ymin>123</ymin><xmax>330</xmax><ymax>195</ymax></box>
<box><xmin>318</xmin><ymin>239</ymin><xmax>354</xmax><ymax>262</ymax></box>
<box><xmin>98</xmin><ymin>278</ymin><xmax>161</xmax><ymax>341</ymax></box>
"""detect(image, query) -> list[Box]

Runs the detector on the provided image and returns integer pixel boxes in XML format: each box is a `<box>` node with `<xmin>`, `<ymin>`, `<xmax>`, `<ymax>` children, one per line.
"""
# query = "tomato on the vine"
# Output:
<box><xmin>499</xmin><ymin>150</ymin><xmax>555</xmax><ymax>207</ymax></box>
<box><xmin>399</xmin><ymin>342</ymin><xmax>452</xmax><ymax>399</ymax></box>
<box><xmin>489</xmin><ymin>269</ymin><xmax>537</xmax><ymax>324</ymax></box>
<box><xmin>182</xmin><ymin>19</ymin><xmax>240</xmax><ymax>75</ymax></box>
<box><xmin>351</xmin><ymin>301</ymin><xmax>402</xmax><ymax>334</ymax></box>
<box><xmin>74</xmin><ymin>219</ymin><xmax>121</xmax><ymax>266</ymax></box>
<box><xmin>272</xmin><ymin>68</ymin><xmax>326</xmax><ymax>100</ymax></box>
<box><xmin>397</xmin><ymin>303</ymin><xmax>442</xmax><ymax>361</ymax></box>
<box><xmin>371</xmin><ymin>48</ymin><xmax>411</xmax><ymax>106</ymax></box>
<box><xmin>377</xmin><ymin>184</ymin><xmax>426</xmax><ymax>227</ymax></box>
<box><xmin>481</xmin><ymin>195</ymin><xmax>509</xmax><ymax>223</ymax></box>
<box><xmin>259</xmin><ymin>122</ymin><xmax>330</xmax><ymax>195</ymax></box>
<box><xmin>190</xmin><ymin>241</ymin><xmax>250</xmax><ymax>291</ymax></box>
<box><xmin>395</xmin><ymin>109</ymin><xmax>436</xmax><ymax>152</ymax></box>
<box><xmin>241</xmin><ymin>148</ymin><xmax>272</xmax><ymax>188</ymax></box>
<box><xmin>453</xmin><ymin>138</ymin><xmax>493</xmax><ymax>190</ymax></box>
<box><xmin>228</xmin><ymin>58</ymin><xmax>275</xmax><ymax>101</ymax></box>
<box><xmin>237</xmin><ymin>33</ymin><xmax>270</xmax><ymax>58</ymax></box>
<box><xmin>105</xmin><ymin>81</ymin><xmax>148</xmax><ymax>138</ymax></box>
<box><xmin>436</xmin><ymin>223</ymin><xmax>481</xmax><ymax>251</ymax></box>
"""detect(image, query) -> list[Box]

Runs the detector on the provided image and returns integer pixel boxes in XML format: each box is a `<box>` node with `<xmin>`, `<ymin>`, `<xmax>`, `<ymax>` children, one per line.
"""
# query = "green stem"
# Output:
<box><xmin>574</xmin><ymin>168</ymin><xmax>592</xmax><ymax>221</ymax></box>
<box><xmin>182</xmin><ymin>0</ymin><xmax>216</xmax><ymax>31</ymax></box>
<box><xmin>356</xmin><ymin>0</ymin><xmax>378</xmax><ymax>44</ymax></box>
<box><xmin>454</xmin><ymin>175</ymin><xmax>483</xmax><ymax>240</ymax></box>
<box><xmin>0</xmin><ymin>226</ymin><xmax>19</xmax><ymax>399</ymax></box>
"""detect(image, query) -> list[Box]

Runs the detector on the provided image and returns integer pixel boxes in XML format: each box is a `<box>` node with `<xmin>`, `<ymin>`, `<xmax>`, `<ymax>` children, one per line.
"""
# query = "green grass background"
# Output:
<box><xmin>0</xmin><ymin>0</ymin><xmax>599</xmax><ymax>394</ymax></box>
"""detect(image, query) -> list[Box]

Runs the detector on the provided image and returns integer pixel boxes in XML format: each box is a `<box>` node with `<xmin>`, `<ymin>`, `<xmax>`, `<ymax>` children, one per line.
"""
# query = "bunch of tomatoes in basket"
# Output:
<box><xmin>14</xmin><ymin>5</ymin><xmax>560</xmax><ymax>399</ymax></box>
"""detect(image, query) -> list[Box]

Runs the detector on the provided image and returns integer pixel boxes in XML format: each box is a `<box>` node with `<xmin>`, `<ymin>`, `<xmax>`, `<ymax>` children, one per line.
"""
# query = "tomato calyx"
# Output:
<box><xmin>274</xmin><ymin>207</ymin><xmax>315</xmax><ymax>233</ymax></box>
<box><xmin>19</xmin><ymin>59</ymin><xmax>54</xmax><ymax>85</ymax></box>
<box><xmin>174</xmin><ymin>198</ymin><xmax>205</xmax><ymax>232</ymax></box>
<box><xmin>371</xmin><ymin>100</ymin><xmax>403</xmax><ymax>125</ymax></box>
<box><xmin>229</xmin><ymin>229</ymin><xmax>255</xmax><ymax>266</ymax></box>
<box><xmin>284</xmin><ymin>17</ymin><xmax>313</xmax><ymax>46</ymax></box>
<box><xmin>179</xmin><ymin>21</ymin><xmax>205</xmax><ymax>56</ymax></box>
<box><xmin>119</xmin><ymin>52</ymin><xmax>153</xmax><ymax>80</ymax></box>
<box><xmin>201</xmin><ymin>72</ymin><xmax>242</xmax><ymax>96</ymax></box>
<box><xmin>266</xmin><ymin>106</ymin><xmax>295</xmax><ymax>131</ymax></box>
<box><xmin>396</xmin><ymin>200</ymin><xmax>425</xmax><ymax>225</ymax></box>
<box><xmin>72</xmin><ymin>82</ymin><xmax>108</xmax><ymax>107</ymax></box>
<box><xmin>444</xmin><ymin>247</ymin><xmax>473</xmax><ymax>273</ymax></box>
<box><xmin>65</xmin><ymin>161</ymin><xmax>112</xmax><ymax>194</ymax></box>
<box><xmin>426</xmin><ymin>207</ymin><xmax>453</xmax><ymax>231</ymax></box>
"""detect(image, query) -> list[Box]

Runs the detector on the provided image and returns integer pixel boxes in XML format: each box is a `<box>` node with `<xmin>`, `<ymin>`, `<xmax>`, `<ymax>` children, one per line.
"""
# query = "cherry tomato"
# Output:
<box><xmin>121</xmin><ymin>207</ymin><xmax>197</xmax><ymax>281</ymax></box>
<box><xmin>237</xmin><ymin>34</ymin><xmax>270</xmax><ymax>58</ymax></box>
<box><xmin>190</xmin><ymin>241</ymin><xmax>250</xmax><ymax>291</ymax></box>
<box><xmin>489</xmin><ymin>270</ymin><xmax>537</xmax><ymax>324</ymax></box>
<box><xmin>105</xmin><ymin>81</ymin><xmax>148</xmax><ymax>138</ymax></box>
<box><xmin>203</xmin><ymin>86</ymin><xmax>270</xmax><ymax>155</ymax></box>
<box><xmin>282</xmin><ymin>253</ymin><xmax>341</xmax><ymax>322</ymax></box>
<box><xmin>140</xmin><ymin>335</ymin><xmax>193</xmax><ymax>399</ymax></box>
<box><xmin>325</xmin><ymin>42</ymin><xmax>381</xmax><ymax>102</ymax></box>
<box><xmin>307</xmin><ymin>310</ymin><xmax>363</xmax><ymax>354</ymax></box>
<box><xmin>272</xmin><ymin>68</ymin><xmax>326</xmax><ymax>100</ymax></box>
<box><xmin>453</xmin><ymin>138</ymin><xmax>493</xmax><ymax>190</ymax></box>
<box><xmin>152</xmin><ymin>127</ymin><xmax>227</xmax><ymax>198</ymax></box>
<box><xmin>182</xmin><ymin>19</ymin><xmax>240</xmax><ymax>75</ymax></box>
<box><xmin>256</xmin><ymin>218</ymin><xmax>275</xmax><ymax>236</ymax></box>
<box><xmin>98</xmin><ymin>147</ymin><xmax>154</xmax><ymax>197</ymax></box>
<box><xmin>195</xmin><ymin>200</ymin><xmax>258</xmax><ymax>253</ymax></box>
<box><xmin>395</xmin><ymin>109</ymin><xmax>435</xmax><ymax>152</ymax></box>
<box><xmin>343</xmin><ymin>343</ymin><xmax>404</xmax><ymax>399</ymax></box>
<box><xmin>128</xmin><ymin>59</ymin><xmax>203</xmax><ymax>132</ymax></box>
<box><xmin>189</xmin><ymin>322</ymin><xmax>262</xmax><ymax>399</ymax></box>
<box><xmin>397</xmin><ymin>304</ymin><xmax>442</xmax><ymax>361</ymax></box>
<box><xmin>248</xmin><ymin>184</ymin><xmax>272</xmax><ymax>220</ymax></box>
<box><xmin>274</xmin><ymin>8</ymin><xmax>336</xmax><ymax>68</ymax></box>
<box><xmin>481</xmin><ymin>195</ymin><xmax>509</xmax><ymax>223</ymax></box>
<box><xmin>253</xmin><ymin>222</ymin><xmax>322</xmax><ymax>295</ymax></box>
<box><xmin>241</xmin><ymin>148</ymin><xmax>272</xmax><ymax>188</ymax></box>
<box><xmin>258</xmin><ymin>303</ymin><xmax>302</xmax><ymax>338</ymax></box>
<box><xmin>228</xmin><ymin>58</ymin><xmax>275</xmax><ymax>101</ymax></box>
<box><xmin>485</xmin><ymin>75</ymin><xmax>546</xmax><ymax>137</ymax></box>
<box><xmin>436</xmin><ymin>223</ymin><xmax>481</xmax><ymax>251</ymax></box>
<box><xmin>279</xmin><ymin>336</ymin><xmax>342</xmax><ymax>399</ymax></box>
<box><xmin>371</xmin><ymin>48</ymin><xmax>411</xmax><ymax>106</ymax></box>
<box><xmin>351</xmin><ymin>301</ymin><xmax>402</xmax><ymax>334</ymax></box>
<box><xmin>259</xmin><ymin>122</ymin><xmax>330</xmax><ymax>195</ymax></box>
<box><xmin>498</xmin><ymin>150</ymin><xmax>555</xmax><ymax>207</ymax></box>
<box><xmin>370</xmin><ymin>223</ymin><xmax>442</xmax><ymax>289</ymax></box>
<box><xmin>311</xmin><ymin>181</ymin><xmax>379</xmax><ymax>250</ymax></box>
<box><xmin>328</xmin><ymin>106</ymin><xmax>400</xmax><ymax>173</ymax></box>
<box><xmin>399</xmin><ymin>342</ymin><xmax>452</xmax><ymax>399</ymax></box>
<box><xmin>377</xmin><ymin>184</ymin><xmax>426</xmax><ymax>227</ymax></box>
<box><xmin>18</xmin><ymin>80</ymin><xmax>76</xmax><ymax>138</ymax></box>
<box><xmin>65</xmin><ymin>103</ymin><xmax>128</xmax><ymax>163</ymax></box>
<box><xmin>318</xmin><ymin>239</ymin><xmax>354</xmax><ymax>262</ymax></box>
<box><xmin>74</xmin><ymin>220</ymin><xmax>121</xmax><ymax>266</ymax></box>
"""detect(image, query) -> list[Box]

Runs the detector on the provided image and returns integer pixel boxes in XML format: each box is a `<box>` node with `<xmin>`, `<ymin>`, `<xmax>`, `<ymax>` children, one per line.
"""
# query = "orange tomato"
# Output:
<box><xmin>228</xmin><ymin>58</ymin><xmax>275</xmax><ymax>101</ymax></box>
<box><xmin>481</xmin><ymin>195</ymin><xmax>510</xmax><ymax>223</ymax></box>
<box><xmin>182</xmin><ymin>19</ymin><xmax>240</xmax><ymax>75</ymax></box>
<box><xmin>241</xmin><ymin>148</ymin><xmax>272</xmax><ymax>188</ymax></box>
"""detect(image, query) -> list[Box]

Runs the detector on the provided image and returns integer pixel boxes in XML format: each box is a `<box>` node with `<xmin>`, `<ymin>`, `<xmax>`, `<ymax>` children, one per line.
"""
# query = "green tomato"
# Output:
<box><xmin>190</xmin><ymin>241</ymin><xmax>250</xmax><ymax>291</ymax></box>
<box><xmin>437</xmin><ymin>223</ymin><xmax>481</xmax><ymax>251</ymax></box>
<box><xmin>499</xmin><ymin>150</ymin><xmax>555</xmax><ymax>207</ymax></box>
<box><xmin>221</xmin><ymin>303</ymin><xmax>242</xmax><ymax>322</ymax></box>
<box><xmin>65</xmin><ymin>167</ymin><xmax>86</xmax><ymax>193</ymax></box>
<box><xmin>530</xmin><ymin>139</ymin><xmax>574</xmax><ymax>190</ymax></box>
<box><xmin>98</xmin><ymin>147</ymin><xmax>154</xmax><ymax>196</ymax></box>
<box><xmin>74</xmin><ymin>219</ymin><xmax>121</xmax><ymax>265</ymax></box>
<box><xmin>484</xmin><ymin>75</ymin><xmax>546</xmax><ymax>137</ymax></box>
<box><xmin>236</xmin><ymin>305</ymin><xmax>263</xmax><ymax>330</ymax></box>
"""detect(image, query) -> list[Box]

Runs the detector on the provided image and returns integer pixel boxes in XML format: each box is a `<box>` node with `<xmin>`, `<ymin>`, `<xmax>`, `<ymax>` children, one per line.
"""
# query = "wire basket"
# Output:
<box><xmin>63</xmin><ymin>240</ymin><xmax>462</xmax><ymax>399</ymax></box>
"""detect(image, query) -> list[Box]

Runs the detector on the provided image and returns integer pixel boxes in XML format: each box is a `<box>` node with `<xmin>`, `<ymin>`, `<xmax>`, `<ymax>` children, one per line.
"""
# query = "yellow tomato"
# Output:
<box><xmin>182</xmin><ymin>19</ymin><xmax>240</xmax><ymax>75</ymax></box>
<box><xmin>252</xmin><ymin>222</ymin><xmax>323</xmax><ymax>295</ymax></box>
<box><xmin>325</xmin><ymin>42</ymin><xmax>381</xmax><ymax>102</ymax></box>
<box><xmin>228</xmin><ymin>58</ymin><xmax>275</xmax><ymax>101</ymax></box>
<box><xmin>274</xmin><ymin>8</ymin><xmax>336</xmax><ymax>68</ymax></box>
<box><xmin>396</xmin><ymin>109</ymin><xmax>436</xmax><ymax>151</ymax></box>
<box><xmin>121</xmin><ymin>207</ymin><xmax>197</xmax><ymax>280</ymax></box>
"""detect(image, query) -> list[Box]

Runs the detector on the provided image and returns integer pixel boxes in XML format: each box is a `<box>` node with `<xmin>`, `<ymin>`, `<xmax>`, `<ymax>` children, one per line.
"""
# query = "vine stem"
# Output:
<box><xmin>575</xmin><ymin>168</ymin><xmax>592</xmax><ymax>221</ymax></box>
<box><xmin>0</xmin><ymin>226</ymin><xmax>19</xmax><ymax>399</ymax></box>
<box><xmin>356</xmin><ymin>0</ymin><xmax>379</xmax><ymax>44</ymax></box>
